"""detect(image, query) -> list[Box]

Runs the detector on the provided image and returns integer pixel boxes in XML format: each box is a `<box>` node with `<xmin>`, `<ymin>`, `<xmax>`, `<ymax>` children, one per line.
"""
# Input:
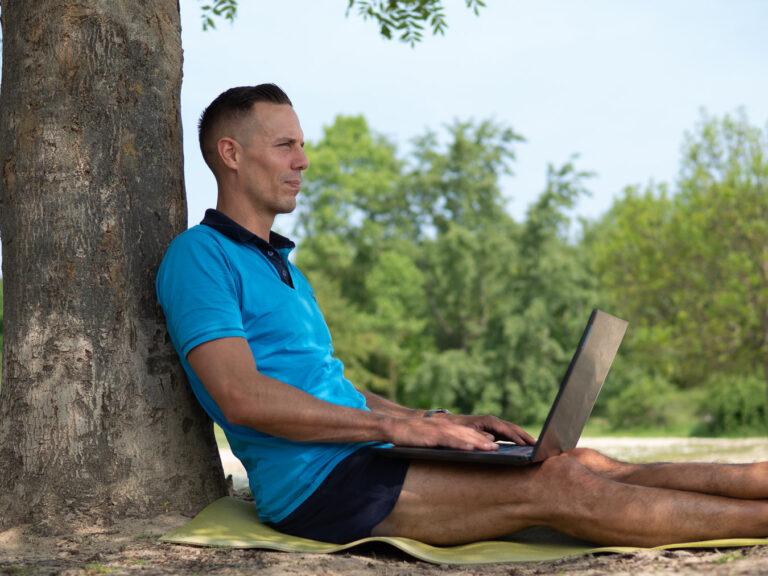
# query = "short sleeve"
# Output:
<box><xmin>156</xmin><ymin>228</ymin><xmax>247</xmax><ymax>358</ymax></box>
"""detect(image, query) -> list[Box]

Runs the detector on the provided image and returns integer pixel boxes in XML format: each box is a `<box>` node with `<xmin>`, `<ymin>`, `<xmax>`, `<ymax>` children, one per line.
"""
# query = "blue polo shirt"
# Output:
<box><xmin>156</xmin><ymin>210</ymin><xmax>370</xmax><ymax>523</ymax></box>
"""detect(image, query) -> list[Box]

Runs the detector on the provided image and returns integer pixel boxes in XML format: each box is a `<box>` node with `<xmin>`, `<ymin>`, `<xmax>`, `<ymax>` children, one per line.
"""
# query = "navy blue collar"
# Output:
<box><xmin>201</xmin><ymin>209</ymin><xmax>295</xmax><ymax>288</ymax></box>
<box><xmin>201</xmin><ymin>209</ymin><xmax>295</xmax><ymax>251</ymax></box>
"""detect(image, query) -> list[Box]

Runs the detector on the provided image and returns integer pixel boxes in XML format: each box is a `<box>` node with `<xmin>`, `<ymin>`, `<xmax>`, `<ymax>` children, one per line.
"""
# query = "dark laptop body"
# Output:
<box><xmin>375</xmin><ymin>309</ymin><xmax>628</xmax><ymax>465</ymax></box>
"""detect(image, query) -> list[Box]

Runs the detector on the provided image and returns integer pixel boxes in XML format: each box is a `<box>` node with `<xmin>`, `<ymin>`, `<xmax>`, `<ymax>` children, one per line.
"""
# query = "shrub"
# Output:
<box><xmin>605</xmin><ymin>372</ymin><xmax>680</xmax><ymax>430</ymax></box>
<box><xmin>695</xmin><ymin>372</ymin><xmax>767</xmax><ymax>436</ymax></box>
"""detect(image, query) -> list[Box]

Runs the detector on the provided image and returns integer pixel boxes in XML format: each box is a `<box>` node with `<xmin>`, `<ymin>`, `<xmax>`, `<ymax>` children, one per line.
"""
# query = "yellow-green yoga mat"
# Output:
<box><xmin>160</xmin><ymin>497</ymin><xmax>768</xmax><ymax>565</ymax></box>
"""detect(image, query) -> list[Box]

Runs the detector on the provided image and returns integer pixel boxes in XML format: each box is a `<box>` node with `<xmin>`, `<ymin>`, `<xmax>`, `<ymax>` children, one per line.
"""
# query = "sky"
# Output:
<box><xmin>178</xmin><ymin>0</ymin><xmax>768</xmax><ymax>236</ymax></box>
<box><xmin>1</xmin><ymin>0</ymin><xmax>767</xmax><ymax>274</ymax></box>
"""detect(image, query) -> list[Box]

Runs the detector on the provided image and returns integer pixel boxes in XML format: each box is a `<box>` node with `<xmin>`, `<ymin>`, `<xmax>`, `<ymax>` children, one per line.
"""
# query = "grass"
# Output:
<box><xmin>84</xmin><ymin>564</ymin><xmax>113</xmax><ymax>574</ymax></box>
<box><xmin>6</xmin><ymin>567</ymin><xmax>35</xmax><ymax>575</ymax></box>
<box><xmin>714</xmin><ymin>551</ymin><xmax>746</xmax><ymax>564</ymax></box>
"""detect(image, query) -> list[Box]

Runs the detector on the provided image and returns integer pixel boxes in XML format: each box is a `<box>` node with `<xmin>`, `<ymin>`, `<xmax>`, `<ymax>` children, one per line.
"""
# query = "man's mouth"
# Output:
<box><xmin>285</xmin><ymin>177</ymin><xmax>302</xmax><ymax>190</ymax></box>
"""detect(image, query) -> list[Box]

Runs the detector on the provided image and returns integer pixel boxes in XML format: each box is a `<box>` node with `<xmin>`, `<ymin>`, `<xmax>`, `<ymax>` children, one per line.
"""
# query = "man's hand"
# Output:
<box><xmin>448</xmin><ymin>413</ymin><xmax>536</xmax><ymax>447</ymax></box>
<box><xmin>385</xmin><ymin>413</ymin><xmax>535</xmax><ymax>452</ymax></box>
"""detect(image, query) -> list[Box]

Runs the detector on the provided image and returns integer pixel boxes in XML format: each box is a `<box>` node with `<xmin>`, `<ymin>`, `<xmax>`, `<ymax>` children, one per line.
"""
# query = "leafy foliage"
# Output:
<box><xmin>295</xmin><ymin>110</ymin><xmax>768</xmax><ymax>434</ymax></box>
<box><xmin>198</xmin><ymin>0</ymin><xmax>238</xmax><ymax>31</ymax></box>
<box><xmin>198</xmin><ymin>0</ymin><xmax>486</xmax><ymax>45</ymax></box>
<box><xmin>589</xmin><ymin>112</ymin><xmax>768</xmax><ymax>380</ymax></box>
<box><xmin>296</xmin><ymin>115</ymin><xmax>594</xmax><ymax>424</ymax></box>
<box><xmin>696</xmin><ymin>372</ymin><xmax>767</xmax><ymax>435</ymax></box>
<box><xmin>586</xmin><ymin>110</ymin><xmax>768</xmax><ymax>434</ymax></box>
<box><xmin>347</xmin><ymin>0</ymin><xmax>485</xmax><ymax>46</ymax></box>
<box><xmin>605</xmin><ymin>370</ymin><xmax>681</xmax><ymax>430</ymax></box>
<box><xmin>294</xmin><ymin>115</ymin><xmax>427</xmax><ymax>399</ymax></box>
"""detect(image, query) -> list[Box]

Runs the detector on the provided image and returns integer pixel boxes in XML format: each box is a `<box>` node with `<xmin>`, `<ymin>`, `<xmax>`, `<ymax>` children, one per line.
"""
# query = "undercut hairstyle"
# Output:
<box><xmin>198</xmin><ymin>83</ymin><xmax>293</xmax><ymax>171</ymax></box>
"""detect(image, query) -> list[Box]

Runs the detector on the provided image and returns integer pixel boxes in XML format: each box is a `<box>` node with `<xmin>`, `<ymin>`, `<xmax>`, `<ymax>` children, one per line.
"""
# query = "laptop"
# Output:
<box><xmin>375</xmin><ymin>309</ymin><xmax>628</xmax><ymax>465</ymax></box>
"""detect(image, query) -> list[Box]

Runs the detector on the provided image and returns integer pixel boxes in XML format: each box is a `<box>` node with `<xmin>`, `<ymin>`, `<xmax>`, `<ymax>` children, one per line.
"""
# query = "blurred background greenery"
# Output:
<box><xmin>292</xmin><ymin>109</ymin><xmax>767</xmax><ymax>436</ymax></box>
<box><xmin>2</xmin><ymin>109</ymin><xmax>765</xmax><ymax>436</ymax></box>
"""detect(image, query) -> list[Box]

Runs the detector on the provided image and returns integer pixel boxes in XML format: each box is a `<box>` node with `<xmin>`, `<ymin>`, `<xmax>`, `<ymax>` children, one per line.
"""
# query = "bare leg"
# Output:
<box><xmin>567</xmin><ymin>448</ymin><xmax>768</xmax><ymax>499</ymax></box>
<box><xmin>372</xmin><ymin>454</ymin><xmax>768</xmax><ymax>546</ymax></box>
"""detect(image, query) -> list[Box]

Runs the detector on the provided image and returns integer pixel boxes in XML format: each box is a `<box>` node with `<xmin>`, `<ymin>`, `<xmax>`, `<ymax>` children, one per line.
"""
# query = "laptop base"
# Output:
<box><xmin>375</xmin><ymin>442</ymin><xmax>536</xmax><ymax>465</ymax></box>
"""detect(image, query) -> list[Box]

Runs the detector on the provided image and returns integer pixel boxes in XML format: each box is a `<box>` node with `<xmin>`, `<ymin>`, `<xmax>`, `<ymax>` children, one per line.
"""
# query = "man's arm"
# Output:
<box><xmin>186</xmin><ymin>336</ymin><xmax>517</xmax><ymax>450</ymax></box>
<box><xmin>358</xmin><ymin>389</ymin><xmax>425</xmax><ymax>419</ymax></box>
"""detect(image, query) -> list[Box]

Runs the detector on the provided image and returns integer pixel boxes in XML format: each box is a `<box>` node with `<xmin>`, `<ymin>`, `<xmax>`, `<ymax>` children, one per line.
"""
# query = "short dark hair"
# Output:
<box><xmin>198</xmin><ymin>84</ymin><xmax>293</xmax><ymax>170</ymax></box>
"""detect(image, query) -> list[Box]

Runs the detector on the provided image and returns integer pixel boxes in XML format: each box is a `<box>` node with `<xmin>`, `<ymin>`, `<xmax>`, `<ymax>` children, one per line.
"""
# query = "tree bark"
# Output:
<box><xmin>0</xmin><ymin>0</ymin><xmax>227</xmax><ymax>530</ymax></box>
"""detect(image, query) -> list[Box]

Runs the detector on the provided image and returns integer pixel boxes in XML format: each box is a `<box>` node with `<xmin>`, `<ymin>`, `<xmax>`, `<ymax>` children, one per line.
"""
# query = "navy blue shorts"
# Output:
<box><xmin>266</xmin><ymin>446</ymin><xmax>410</xmax><ymax>544</ymax></box>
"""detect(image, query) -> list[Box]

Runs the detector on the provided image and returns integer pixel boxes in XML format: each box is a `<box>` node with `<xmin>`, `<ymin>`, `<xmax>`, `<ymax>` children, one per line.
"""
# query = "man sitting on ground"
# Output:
<box><xmin>157</xmin><ymin>83</ymin><xmax>768</xmax><ymax>546</ymax></box>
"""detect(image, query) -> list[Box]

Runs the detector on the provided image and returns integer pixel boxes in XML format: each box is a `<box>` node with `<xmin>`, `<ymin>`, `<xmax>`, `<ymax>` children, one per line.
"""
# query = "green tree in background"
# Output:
<box><xmin>480</xmin><ymin>161</ymin><xmax>599</xmax><ymax>423</ymax></box>
<box><xmin>583</xmin><ymin>185</ymin><xmax>678</xmax><ymax>376</ymax></box>
<box><xmin>296</xmin><ymin>115</ymin><xmax>596</xmax><ymax>424</ymax></box>
<box><xmin>402</xmin><ymin>121</ymin><xmax>521</xmax><ymax>416</ymax></box>
<box><xmin>296</xmin><ymin>109</ymin><xmax>768</xmax><ymax>433</ymax></box>
<box><xmin>587</xmin><ymin>110</ymin><xmax>768</xmax><ymax>433</ymax></box>
<box><xmin>295</xmin><ymin>115</ymin><xmax>429</xmax><ymax>399</ymax></box>
<box><xmin>674</xmin><ymin>111</ymin><xmax>768</xmax><ymax>385</ymax></box>
<box><xmin>405</xmin><ymin>128</ymin><xmax>597</xmax><ymax>423</ymax></box>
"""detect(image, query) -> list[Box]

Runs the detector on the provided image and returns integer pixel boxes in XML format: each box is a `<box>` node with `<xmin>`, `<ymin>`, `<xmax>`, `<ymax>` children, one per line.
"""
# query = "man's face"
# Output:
<box><xmin>235</xmin><ymin>102</ymin><xmax>309</xmax><ymax>219</ymax></box>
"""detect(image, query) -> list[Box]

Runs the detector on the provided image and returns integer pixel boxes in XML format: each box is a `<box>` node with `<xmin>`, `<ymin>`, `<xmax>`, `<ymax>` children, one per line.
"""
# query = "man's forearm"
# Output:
<box><xmin>188</xmin><ymin>337</ymin><xmax>396</xmax><ymax>444</ymax></box>
<box><xmin>358</xmin><ymin>389</ymin><xmax>424</xmax><ymax>419</ymax></box>
<box><xmin>232</xmin><ymin>373</ymin><xmax>395</xmax><ymax>443</ymax></box>
<box><xmin>187</xmin><ymin>337</ymin><xmax>513</xmax><ymax>451</ymax></box>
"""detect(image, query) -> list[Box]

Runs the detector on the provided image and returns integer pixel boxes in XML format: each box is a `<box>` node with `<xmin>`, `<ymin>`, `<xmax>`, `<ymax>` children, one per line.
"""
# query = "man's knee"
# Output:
<box><xmin>565</xmin><ymin>447</ymin><xmax>607</xmax><ymax>468</ymax></box>
<box><xmin>531</xmin><ymin>455</ymin><xmax>605</xmax><ymax>521</ymax></box>
<box><xmin>538</xmin><ymin>452</ymin><xmax>596</xmax><ymax>486</ymax></box>
<box><xmin>566</xmin><ymin>447</ymin><xmax>601</xmax><ymax>460</ymax></box>
<box><xmin>562</xmin><ymin>447</ymin><xmax>629</xmax><ymax>479</ymax></box>
<box><xmin>539</xmin><ymin>451</ymin><xmax>626</xmax><ymax>500</ymax></box>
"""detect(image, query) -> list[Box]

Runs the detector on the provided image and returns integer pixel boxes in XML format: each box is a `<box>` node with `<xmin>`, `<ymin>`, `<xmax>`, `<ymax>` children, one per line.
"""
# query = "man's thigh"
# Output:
<box><xmin>371</xmin><ymin>456</ymin><xmax>575</xmax><ymax>544</ymax></box>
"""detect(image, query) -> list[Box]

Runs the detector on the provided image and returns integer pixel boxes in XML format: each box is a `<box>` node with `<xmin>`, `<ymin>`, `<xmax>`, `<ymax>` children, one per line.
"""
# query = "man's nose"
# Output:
<box><xmin>294</xmin><ymin>147</ymin><xmax>309</xmax><ymax>171</ymax></box>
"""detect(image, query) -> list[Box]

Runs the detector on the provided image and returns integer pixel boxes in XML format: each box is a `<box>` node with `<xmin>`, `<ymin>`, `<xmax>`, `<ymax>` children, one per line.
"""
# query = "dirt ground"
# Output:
<box><xmin>2</xmin><ymin>438</ymin><xmax>768</xmax><ymax>576</ymax></box>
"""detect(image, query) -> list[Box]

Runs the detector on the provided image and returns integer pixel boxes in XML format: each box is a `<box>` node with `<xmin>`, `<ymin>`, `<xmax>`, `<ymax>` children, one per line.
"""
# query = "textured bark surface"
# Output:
<box><xmin>0</xmin><ymin>0</ymin><xmax>227</xmax><ymax>529</ymax></box>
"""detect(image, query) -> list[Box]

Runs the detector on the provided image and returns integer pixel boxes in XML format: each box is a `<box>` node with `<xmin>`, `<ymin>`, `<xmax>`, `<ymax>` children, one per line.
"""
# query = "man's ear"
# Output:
<box><xmin>217</xmin><ymin>137</ymin><xmax>240</xmax><ymax>171</ymax></box>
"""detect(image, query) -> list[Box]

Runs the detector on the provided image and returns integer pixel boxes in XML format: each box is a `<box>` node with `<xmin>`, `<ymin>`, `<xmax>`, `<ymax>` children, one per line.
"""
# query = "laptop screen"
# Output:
<box><xmin>533</xmin><ymin>309</ymin><xmax>628</xmax><ymax>461</ymax></box>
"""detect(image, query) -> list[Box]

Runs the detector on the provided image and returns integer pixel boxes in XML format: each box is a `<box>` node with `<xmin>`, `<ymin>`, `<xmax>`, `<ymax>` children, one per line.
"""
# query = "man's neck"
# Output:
<box><xmin>215</xmin><ymin>200</ymin><xmax>274</xmax><ymax>241</ymax></box>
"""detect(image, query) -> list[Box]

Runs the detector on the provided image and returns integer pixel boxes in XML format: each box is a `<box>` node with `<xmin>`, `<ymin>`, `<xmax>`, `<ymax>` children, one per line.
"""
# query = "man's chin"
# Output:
<box><xmin>276</xmin><ymin>200</ymin><xmax>297</xmax><ymax>215</ymax></box>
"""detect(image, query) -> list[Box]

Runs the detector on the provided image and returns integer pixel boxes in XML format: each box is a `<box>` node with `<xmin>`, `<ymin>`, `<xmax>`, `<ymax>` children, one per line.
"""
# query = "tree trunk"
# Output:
<box><xmin>0</xmin><ymin>1</ymin><xmax>227</xmax><ymax>531</ymax></box>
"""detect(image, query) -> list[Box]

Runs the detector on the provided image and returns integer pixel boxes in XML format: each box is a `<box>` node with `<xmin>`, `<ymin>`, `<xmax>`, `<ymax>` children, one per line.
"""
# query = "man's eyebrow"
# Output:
<box><xmin>274</xmin><ymin>136</ymin><xmax>305</xmax><ymax>146</ymax></box>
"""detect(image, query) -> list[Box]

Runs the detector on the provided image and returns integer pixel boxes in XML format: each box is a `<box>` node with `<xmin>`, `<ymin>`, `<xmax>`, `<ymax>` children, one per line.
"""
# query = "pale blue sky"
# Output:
<box><xmin>179</xmin><ymin>0</ymin><xmax>768</xmax><ymax>236</ymax></box>
<box><xmin>0</xmin><ymin>1</ymin><xmax>767</xmax><ymax>274</ymax></box>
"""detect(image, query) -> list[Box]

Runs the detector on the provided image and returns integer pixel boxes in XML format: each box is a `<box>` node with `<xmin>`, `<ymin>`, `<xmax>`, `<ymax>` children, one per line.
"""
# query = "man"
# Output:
<box><xmin>157</xmin><ymin>84</ymin><xmax>768</xmax><ymax>547</ymax></box>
